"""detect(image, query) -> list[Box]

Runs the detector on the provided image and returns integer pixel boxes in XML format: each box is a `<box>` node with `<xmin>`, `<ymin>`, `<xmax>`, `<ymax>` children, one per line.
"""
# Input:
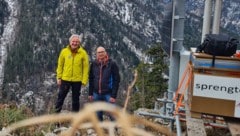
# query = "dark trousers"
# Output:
<box><xmin>93</xmin><ymin>92</ymin><xmax>115</xmax><ymax>121</ymax></box>
<box><xmin>55</xmin><ymin>80</ymin><xmax>82</xmax><ymax>113</ymax></box>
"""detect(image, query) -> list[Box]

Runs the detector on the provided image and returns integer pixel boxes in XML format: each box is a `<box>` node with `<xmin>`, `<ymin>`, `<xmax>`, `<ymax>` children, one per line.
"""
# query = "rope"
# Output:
<box><xmin>173</xmin><ymin>63</ymin><xmax>193</xmax><ymax>114</ymax></box>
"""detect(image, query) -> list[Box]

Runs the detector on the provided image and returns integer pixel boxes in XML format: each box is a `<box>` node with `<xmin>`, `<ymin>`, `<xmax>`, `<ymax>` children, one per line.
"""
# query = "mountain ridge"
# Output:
<box><xmin>0</xmin><ymin>0</ymin><xmax>239</xmax><ymax>114</ymax></box>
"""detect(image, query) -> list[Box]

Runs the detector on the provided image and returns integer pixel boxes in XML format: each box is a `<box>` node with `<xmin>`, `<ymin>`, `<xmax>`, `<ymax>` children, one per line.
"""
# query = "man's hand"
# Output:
<box><xmin>82</xmin><ymin>82</ymin><xmax>86</xmax><ymax>87</ymax></box>
<box><xmin>88</xmin><ymin>96</ymin><xmax>93</xmax><ymax>101</ymax></box>
<box><xmin>109</xmin><ymin>97</ymin><xmax>116</xmax><ymax>103</ymax></box>
<box><xmin>57</xmin><ymin>79</ymin><xmax>61</xmax><ymax>86</ymax></box>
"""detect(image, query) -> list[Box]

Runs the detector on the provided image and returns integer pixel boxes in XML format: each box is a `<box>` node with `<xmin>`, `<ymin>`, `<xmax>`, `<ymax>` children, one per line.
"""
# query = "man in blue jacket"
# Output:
<box><xmin>88</xmin><ymin>46</ymin><xmax>120</xmax><ymax>121</ymax></box>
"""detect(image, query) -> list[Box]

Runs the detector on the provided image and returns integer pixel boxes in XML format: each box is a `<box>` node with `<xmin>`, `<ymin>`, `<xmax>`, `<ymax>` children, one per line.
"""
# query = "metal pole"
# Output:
<box><xmin>175</xmin><ymin>115</ymin><xmax>182</xmax><ymax>136</ymax></box>
<box><xmin>168</xmin><ymin>0</ymin><xmax>185</xmax><ymax>103</ymax></box>
<box><xmin>212</xmin><ymin>0</ymin><xmax>222</xmax><ymax>34</ymax></box>
<box><xmin>137</xmin><ymin>111</ymin><xmax>175</xmax><ymax>121</ymax></box>
<box><xmin>168</xmin><ymin>0</ymin><xmax>185</xmax><ymax>102</ymax></box>
<box><xmin>201</xmin><ymin>0</ymin><xmax>212</xmax><ymax>42</ymax></box>
<box><xmin>168</xmin><ymin>0</ymin><xmax>185</xmax><ymax>135</ymax></box>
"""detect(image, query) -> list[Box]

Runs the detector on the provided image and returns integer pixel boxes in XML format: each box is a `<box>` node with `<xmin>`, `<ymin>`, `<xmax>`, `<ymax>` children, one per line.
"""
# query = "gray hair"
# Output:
<box><xmin>69</xmin><ymin>34</ymin><xmax>82</xmax><ymax>42</ymax></box>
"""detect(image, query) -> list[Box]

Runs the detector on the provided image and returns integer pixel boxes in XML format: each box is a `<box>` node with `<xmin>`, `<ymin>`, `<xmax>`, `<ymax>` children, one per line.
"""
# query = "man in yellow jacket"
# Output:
<box><xmin>55</xmin><ymin>34</ymin><xmax>89</xmax><ymax>113</ymax></box>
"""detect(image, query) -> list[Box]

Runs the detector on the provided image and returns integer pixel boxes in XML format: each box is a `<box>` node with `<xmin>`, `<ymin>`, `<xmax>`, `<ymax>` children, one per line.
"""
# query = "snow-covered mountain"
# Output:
<box><xmin>0</xmin><ymin>0</ymin><xmax>239</xmax><ymax>114</ymax></box>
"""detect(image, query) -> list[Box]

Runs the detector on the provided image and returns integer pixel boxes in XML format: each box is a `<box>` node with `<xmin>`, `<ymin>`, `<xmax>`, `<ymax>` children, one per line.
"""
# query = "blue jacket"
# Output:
<box><xmin>89</xmin><ymin>59</ymin><xmax>120</xmax><ymax>98</ymax></box>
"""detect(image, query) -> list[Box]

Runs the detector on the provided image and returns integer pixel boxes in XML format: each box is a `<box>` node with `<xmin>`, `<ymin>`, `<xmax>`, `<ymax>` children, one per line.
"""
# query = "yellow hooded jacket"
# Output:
<box><xmin>56</xmin><ymin>45</ymin><xmax>89</xmax><ymax>85</ymax></box>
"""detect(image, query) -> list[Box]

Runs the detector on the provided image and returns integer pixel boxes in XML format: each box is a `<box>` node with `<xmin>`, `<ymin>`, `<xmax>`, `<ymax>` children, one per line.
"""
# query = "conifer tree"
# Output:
<box><xmin>129</xmin><ymin>43</ymin><xmax>168</xmax><ymax>111</ymax></box>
